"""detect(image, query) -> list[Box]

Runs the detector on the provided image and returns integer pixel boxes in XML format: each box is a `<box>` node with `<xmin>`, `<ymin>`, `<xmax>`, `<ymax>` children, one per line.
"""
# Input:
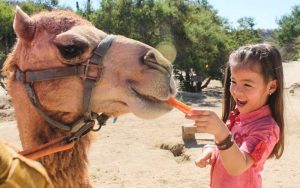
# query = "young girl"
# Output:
<box><xmin>186</xmin><ymin>43</ymin><xmax>284</xmax><ymax>188</ymax></box>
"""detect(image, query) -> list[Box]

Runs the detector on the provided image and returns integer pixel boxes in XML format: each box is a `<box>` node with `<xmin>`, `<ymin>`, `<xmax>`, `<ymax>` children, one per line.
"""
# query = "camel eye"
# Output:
<box><xmin>56</xmin><ymin>44</ymin><xmax>85</xmax><ymax>59</ymax></box>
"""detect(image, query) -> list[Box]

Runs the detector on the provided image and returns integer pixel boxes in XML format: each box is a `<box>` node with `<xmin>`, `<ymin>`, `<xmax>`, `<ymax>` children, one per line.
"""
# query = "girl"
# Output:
<box><xmin>186</xmin><ymin>43</ymin><xmax>284</xmax><ymax>188</ymax></box>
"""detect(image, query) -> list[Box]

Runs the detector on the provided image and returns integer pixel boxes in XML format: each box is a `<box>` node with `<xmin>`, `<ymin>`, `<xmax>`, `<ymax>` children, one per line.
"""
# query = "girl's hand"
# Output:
<box><xmin>185</xmin><ymin>109</ymin><xmax>229</xmax><ymax>142</ymax></box>
<box><xmin>195</xmin><ymin>146</ymin><xmax>216</xmax><ymax>168</ymax></box>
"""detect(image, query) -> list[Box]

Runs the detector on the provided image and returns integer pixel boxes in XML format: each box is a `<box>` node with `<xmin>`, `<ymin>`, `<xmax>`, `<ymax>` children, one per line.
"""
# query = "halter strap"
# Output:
<box><xmin>15</xmin><ymin>34</ymin><xmax>116</xmax><ymax>133</ymax></box>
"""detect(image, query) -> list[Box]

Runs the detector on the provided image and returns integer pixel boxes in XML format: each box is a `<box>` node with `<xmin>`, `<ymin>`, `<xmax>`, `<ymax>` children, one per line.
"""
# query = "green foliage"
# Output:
<box><xmin>0</xmin><ymin>1</ymin><xmax>14</xmax><ymax>70</ymax></box>
<box><xmin>0</xmin><ymin>1</ymin><xmax>14</xmax><ymax>34</ymax></box>
<box><xmin>3</xmin><ymin>0</ymin><xmax>297</xmax><ymax>92</ymax></box>
<box><xmin>88</xmin><ymin>0</ymin><xmax>161</xmax><ymax>45</ymax></box>
<box><xmin>176</xmin><ymin>2</ymin><xmax>229</xmax><ymax>91</ymax></box>
<box><xmin>237</xmin><ymin>17</ymin><xmax>255</xmax><ymax>30</ymax></box>
<box><xmin>17</xmin><ymin>2</ymin><xmax>47</xmax><ymax>14</ymax></box>
<box><xmin>275</xmin><ymin>5</ymin><xmax>300</xmax><ymax>61</ymax></box>
<box><xmin>226</xmin><ymin>16</ymin><xmax>262</xmax><ymax>51</ymax></box>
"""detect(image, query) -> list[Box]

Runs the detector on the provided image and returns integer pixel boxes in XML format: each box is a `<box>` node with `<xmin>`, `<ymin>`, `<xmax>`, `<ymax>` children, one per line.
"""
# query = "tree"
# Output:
<box><xmin>175</xmin><ymin>1</ymin><xmax>229</xmax><ymax>91</ymax></box>
<box><xmin>76</xmin><ymin>0</ymin><xmax>93</xmax><ymax>19</ymax></box>
<box><xmin>237</xmin><ymin>17</ymin><xmax>255</xmax><ymax>30</ymax></box>
<box><xmin>275</xmin><ymin>5</ymin><xmax>300</xmax><ymax>61</ymax></box>
<box><xmin>0</xmin><ymin>1</ymin><xmax>14</xmax><ymax>68</ymax></box>
<box><xmin>226</xmin><ymin>16</ymin><xmax>262</xmax><ymax>51</ymax></box>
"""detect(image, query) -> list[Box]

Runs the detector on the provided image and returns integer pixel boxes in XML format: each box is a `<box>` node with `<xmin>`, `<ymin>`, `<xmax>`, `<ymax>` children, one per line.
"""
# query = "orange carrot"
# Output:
<box><xmin>167</xmin><ymin>97</ymin><xmax>193</xmax><ymax>114</ymax></box>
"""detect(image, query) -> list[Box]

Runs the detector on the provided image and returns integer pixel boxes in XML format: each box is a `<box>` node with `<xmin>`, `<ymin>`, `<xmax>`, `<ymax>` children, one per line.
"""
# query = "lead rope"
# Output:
<box><xmin>19</xmin><ymin>113</ymin><xmax>110</xmax><ymax>160</ymax></box>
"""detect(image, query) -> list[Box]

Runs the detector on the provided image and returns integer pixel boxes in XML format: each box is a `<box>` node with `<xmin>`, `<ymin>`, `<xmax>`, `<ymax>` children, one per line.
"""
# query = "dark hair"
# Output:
<box><xmin>222</xmin><ymin>43</ymin><xmax>284</xmax><ymax>159</ymax></box>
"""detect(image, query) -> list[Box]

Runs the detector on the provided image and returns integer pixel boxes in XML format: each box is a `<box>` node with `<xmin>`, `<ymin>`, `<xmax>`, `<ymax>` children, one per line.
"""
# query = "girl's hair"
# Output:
<box><xmin>222</xmin><ymin>43</ymin><xmax>284</xmax><ymax>159</ymax></box>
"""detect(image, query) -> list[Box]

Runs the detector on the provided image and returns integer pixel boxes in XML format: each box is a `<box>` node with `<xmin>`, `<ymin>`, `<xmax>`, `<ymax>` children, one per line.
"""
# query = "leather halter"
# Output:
<box><xmin>15</xmin><ymin>35</ymin><xmax>116</xmax><ymax>138</ymax></box>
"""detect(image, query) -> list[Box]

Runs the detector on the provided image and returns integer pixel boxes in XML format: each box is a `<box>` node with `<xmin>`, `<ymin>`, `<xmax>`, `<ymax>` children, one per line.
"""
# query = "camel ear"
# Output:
<box><xmin>13</xmin><ymin>6</ymin><xmax>36</xmax><ymax>42</ymax></box>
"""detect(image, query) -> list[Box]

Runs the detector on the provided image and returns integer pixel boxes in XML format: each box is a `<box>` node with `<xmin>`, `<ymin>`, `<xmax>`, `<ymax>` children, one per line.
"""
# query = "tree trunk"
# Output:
<box><xmin>183</xmin><ymin>69</ymin><xmax>193</xmax><ymax>92</ymax></box>
<box><xmin>200</xmin><ymin>77</ymin><xmax>212</xmax><ymax>90</ymax></box>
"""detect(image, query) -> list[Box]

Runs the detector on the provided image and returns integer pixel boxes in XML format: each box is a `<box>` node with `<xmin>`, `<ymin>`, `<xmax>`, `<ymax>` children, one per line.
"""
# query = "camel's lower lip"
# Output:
<box><xmin>130</xmin><ymin>87</ymin><xmax>165</xmax><ymax>104</ymax></box>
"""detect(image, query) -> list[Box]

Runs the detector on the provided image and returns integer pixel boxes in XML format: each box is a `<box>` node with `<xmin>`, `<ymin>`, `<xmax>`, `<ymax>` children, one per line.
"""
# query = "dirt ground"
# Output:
<box><xmin>1</xmin><ymin>62</ymin><xmax>300</xmax><ymax>188</ymax></box>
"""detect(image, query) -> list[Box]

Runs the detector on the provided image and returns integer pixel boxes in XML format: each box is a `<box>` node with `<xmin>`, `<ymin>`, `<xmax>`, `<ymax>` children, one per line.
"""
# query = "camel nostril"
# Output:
<box><xmin>144</xmin><ymin>51</ymin><xmax>157</xmax><ymax>64</ymax></box>
<box><xmin>143</xmin><ymin>50</ymin><xmax>171</xmax><ymax>75</ymax></box>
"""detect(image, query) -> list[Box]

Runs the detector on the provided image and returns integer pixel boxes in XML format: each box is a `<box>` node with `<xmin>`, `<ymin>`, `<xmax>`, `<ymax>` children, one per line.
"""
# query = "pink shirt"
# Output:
<box><xmin>211</xmin><ymin>105</ymin><xmax>280</xmax><ymax>188</ymax></box>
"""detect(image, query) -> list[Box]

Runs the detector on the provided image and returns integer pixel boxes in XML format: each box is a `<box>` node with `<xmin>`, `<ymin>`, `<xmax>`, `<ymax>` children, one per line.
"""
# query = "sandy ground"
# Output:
<box><xmin>1</xmin><ymin>61</ymin><xmax>300</xmax><ymax>188</ymax></box>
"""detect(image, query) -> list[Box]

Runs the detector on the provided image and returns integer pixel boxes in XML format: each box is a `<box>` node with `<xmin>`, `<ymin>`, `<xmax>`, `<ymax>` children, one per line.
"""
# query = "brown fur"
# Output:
<box><xmin>3</xmin><ymin>7</ymin><xmax>176</xmax><ymax>188</ymax></box>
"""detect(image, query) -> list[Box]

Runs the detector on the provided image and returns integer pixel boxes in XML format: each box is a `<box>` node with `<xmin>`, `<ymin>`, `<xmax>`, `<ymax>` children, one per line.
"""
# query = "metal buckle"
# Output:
<box><xmin>82</xmin><ymin>62</ymin><xmax>101</xmax><ymax>81</ymax></box>
<box><xmin>67</xmin><ymin>120</ymin><xmax>95</xmax><ymax>143</ymax></box>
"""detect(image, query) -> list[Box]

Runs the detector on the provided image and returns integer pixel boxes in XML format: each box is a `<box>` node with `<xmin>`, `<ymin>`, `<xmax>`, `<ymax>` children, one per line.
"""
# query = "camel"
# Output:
<box><xmin>3</xmin><ymin>7</ymin><xmax>176</xmax><ymax>188</ymax></box>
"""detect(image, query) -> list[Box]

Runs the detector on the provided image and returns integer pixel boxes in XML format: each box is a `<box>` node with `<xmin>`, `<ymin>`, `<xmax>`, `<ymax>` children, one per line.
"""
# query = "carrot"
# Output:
<box><xmin>167</xmin><ymin>97</ymin><xmax>193</xmax><ymax>114</ymax></box>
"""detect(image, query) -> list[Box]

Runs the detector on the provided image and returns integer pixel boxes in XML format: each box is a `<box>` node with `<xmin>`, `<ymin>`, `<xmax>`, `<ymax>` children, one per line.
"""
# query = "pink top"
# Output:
<box><xmin>211</xmin><ymin>105</ymin><xmax>280</xmax><ymax>188</ymax></box>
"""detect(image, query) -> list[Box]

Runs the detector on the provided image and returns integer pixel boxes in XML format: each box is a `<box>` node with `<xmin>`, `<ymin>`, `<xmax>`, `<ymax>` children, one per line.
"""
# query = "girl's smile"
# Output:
<box><xmin>236</xmin><ymin>99</ymin><xmax>247</xmax><ymax>107</ymax></box>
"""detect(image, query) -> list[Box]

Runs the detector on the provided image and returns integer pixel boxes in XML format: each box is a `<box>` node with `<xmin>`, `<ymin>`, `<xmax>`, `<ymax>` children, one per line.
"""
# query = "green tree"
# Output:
<box><xmin>76</xmin><ymin>0</ymin><xmax>93</xmax><ymax>19</ymax></box>
<box><xmin>275</xmin><ymin>5</ymin><xmax>300</xmax><ymax>60</ymax></box>
<box><xmin>237</xmin><ymin>17</ymin><xmax>255</xmax><ymax>30</ymax></box>
<box><xmin>227</xmin><ymin>16</ymin><xmax>262</xmax><ymax>51</ymax></box>
<box><xmin>0</xmin><ymin>1</ymin><xmax>14</xmax><ymax>68</ymax></box>
<box><xmin>174</xmin><ymin>1</ymin><xmax>229</xmax><ymax>91</ymax></box>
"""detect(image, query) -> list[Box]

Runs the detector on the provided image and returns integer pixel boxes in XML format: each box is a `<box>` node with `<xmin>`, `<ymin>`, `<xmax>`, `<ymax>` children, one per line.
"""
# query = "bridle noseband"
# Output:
<box><xmin>15</xmin><ymin>34</ymin><xmax>116</xmax><ymax>141</ymax></box>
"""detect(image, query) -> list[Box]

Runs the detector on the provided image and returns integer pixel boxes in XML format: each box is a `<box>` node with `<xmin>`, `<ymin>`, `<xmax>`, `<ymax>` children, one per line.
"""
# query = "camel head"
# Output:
<box><xmin>5</xmin><ymin>7</ymin><xmax>176</xmax><ymax>124</ymax></box>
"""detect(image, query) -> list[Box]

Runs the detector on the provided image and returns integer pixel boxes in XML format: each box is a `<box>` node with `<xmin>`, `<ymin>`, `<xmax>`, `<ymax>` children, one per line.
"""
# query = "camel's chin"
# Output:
<box><xmin>97</xmin><ymin>99</ymin><xmax>171</xmax><ymax>119</ymax></box>
<box><xmin>130</xmin><ymin>102</ymin><xmax>172</xmax><ymax>119</ymax></box>
<box><xmin>94</xmin><ymin>88</ymin><xmax>173</xmax><ymax>119</ymax></box>
<box><xmin>126</xmin><ymin>91</ymin><xmax>172</xmax><ymax>119</ymax></box>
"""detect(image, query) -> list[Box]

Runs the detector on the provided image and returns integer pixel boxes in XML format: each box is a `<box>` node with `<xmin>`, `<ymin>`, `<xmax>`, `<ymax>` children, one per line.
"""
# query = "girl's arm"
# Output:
<box><xmin>186</xmin><ymin>110</ymin><xmax>255</xmax><ymax>176</ymax></box>
<box><xmin>217</xmin><ymin>133</ymin><xmax>255</xmax><ymax>175</ymax></box>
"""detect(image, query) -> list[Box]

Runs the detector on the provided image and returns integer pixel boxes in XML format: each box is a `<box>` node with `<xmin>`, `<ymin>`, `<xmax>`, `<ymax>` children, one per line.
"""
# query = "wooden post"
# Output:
<box><xmin>181</xmin><ymin>125</ymin><xmax>197</xmax><ymax>142</ymax></box>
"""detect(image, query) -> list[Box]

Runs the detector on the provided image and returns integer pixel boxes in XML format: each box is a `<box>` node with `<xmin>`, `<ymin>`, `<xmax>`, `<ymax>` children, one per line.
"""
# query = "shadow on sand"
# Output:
<box><xmin>177</xmin><ymin>88</ymin><xmax>223</xmax><ymax>108</ymax></box>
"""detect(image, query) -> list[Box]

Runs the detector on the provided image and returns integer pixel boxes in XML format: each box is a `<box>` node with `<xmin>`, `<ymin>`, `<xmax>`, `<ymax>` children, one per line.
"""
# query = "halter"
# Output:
<box><xmin>15</xmin><ymin>35</ymin><xmax>116</xmax><ymax>143</ymax></box>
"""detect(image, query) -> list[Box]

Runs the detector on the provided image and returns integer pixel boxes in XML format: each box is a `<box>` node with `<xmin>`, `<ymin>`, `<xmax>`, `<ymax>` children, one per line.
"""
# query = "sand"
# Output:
<box><xmin>1</xmin><ymin>61</ymin><xmax>300</xmax><ymax>188</ymax></box>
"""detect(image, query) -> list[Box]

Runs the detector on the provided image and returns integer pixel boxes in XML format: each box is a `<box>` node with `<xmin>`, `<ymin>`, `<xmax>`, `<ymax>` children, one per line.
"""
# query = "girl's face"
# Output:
<box><xmin>230</xmin><ymin>64</ymin><xmax>277</xmax><ymax>114</ymax></box>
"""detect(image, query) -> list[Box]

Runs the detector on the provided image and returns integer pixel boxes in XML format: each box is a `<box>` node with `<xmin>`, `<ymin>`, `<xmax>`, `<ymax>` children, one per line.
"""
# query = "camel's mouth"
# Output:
<box><xmin>128</xmin><ymin>86</ymin><xmax>172</xmax><ymax>119</ymax></box>
<box><xmin>131</xmin><ymin>87</ymin><xmax>166</xmax><ymax>104</ymax></box>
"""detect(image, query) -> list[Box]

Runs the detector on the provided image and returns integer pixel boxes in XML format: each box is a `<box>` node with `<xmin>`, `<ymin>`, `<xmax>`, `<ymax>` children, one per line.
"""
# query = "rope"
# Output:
<box><xmin>19</xmin><ymin>136</ymin><xmax>74</xmax><ymax>160</ymax></box>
